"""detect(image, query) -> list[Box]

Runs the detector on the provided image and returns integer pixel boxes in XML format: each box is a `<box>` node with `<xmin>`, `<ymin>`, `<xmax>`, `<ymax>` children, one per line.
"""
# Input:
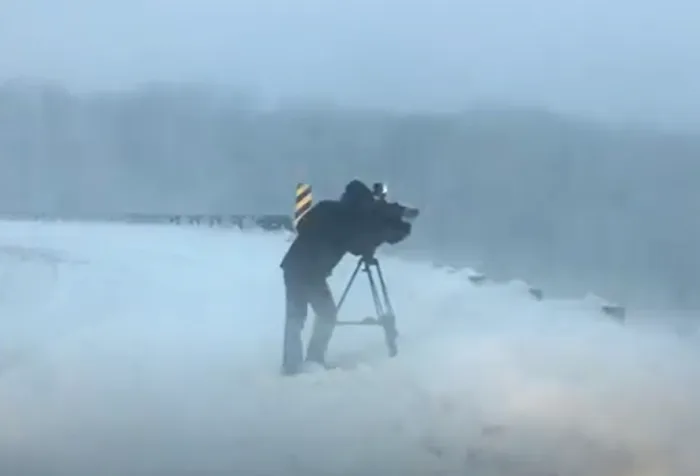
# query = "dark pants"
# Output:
<box><xmin>282</xmin><ymin>271</ymin><xmax>337</xmax><ymax>375</ymax></box>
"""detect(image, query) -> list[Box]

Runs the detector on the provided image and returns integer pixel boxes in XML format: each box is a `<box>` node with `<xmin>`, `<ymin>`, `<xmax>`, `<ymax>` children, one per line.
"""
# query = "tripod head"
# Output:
<box><xmin>360</xmin><ymin>253</ymin><xmax>379</xmax><ymax>266</ymax></box>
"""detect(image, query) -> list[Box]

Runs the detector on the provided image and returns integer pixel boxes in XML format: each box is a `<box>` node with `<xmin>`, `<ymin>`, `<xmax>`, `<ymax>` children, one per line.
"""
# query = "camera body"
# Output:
<box><xmin>362</xmin><ymin>182</ymin><xmax>420</xmax><ymax>257</ymax></box>
<box><xmin>340</xmin><ymin>179</ymin><xmax>419</xmax><ymax>258</ymax></box>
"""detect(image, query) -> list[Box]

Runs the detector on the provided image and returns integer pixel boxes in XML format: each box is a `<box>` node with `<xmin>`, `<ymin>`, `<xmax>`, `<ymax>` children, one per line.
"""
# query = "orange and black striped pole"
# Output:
<box><xmin>294</xmin><ymin>183</ymin><xmax>312</xmax><ymax>230</ymax></box>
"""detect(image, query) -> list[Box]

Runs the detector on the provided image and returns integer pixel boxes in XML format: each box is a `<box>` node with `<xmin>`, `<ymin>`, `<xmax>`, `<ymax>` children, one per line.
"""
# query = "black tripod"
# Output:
<box><xmin>334</xmin><ymin>255</ymin><xmax>399</xmax><ymax>357</ymax></box>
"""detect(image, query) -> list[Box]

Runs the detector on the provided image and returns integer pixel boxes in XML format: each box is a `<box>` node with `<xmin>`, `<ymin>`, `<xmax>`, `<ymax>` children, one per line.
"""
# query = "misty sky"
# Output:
<box><xmin>1</xmin><ymin>0</ymin><xmax>699</xmax><ymax>128</ymax></box>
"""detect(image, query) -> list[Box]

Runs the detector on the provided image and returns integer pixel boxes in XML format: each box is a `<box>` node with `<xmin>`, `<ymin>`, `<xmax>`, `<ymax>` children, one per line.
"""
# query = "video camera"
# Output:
<box><xmin>371</xmin><ymin>182</ymin><xmax>420</xmax><ymax>222</ymax></box>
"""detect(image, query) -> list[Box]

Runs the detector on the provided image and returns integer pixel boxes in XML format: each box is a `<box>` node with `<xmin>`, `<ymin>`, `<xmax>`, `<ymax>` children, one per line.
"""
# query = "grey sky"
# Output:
<box><xmin>1</xmin><ymin>0</ymin><xmax>698</xmax><ymax>128</ymax></box>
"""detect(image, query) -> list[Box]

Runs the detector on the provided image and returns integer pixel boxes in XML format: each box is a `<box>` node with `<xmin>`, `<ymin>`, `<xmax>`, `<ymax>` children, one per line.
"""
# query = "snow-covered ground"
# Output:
<box><xmin>0</xmin><ymin>220</ymin><xmax>698</xmax><ymax>476</ymax></box>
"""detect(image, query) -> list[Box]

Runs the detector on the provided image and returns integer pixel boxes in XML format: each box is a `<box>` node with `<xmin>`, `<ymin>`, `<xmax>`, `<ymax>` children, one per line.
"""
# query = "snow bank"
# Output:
<box><xmin>0</xmin><ymin>220</ymin><xmax>697</xmax><ymax>476</ymax></box>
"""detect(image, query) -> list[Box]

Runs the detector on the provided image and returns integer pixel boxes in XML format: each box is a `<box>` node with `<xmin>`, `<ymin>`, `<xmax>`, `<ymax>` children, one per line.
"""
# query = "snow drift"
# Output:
<box><xmin>0</xmin><ymin>220</ymin><xmax>698</xmax><ymax>476</ymax></box>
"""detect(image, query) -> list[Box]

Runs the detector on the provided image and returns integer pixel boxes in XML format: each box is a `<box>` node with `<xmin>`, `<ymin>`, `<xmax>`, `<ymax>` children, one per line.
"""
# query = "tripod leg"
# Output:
<box><xmin>374</xmin><ymin>262</ymin><xmax>395</xmax><ymax>315</ymax></box>
<box><xmin>364</xmin><ymin>262</ymin><xmax>386</xmax><ymax>317</ymax></box>
<box><xmin>367</xmin><ymin>260</ymin><xmax>399</xmax><ymax>357</ymax></box>
<box><xmin>336</xmin><ymin>258</ymin><xmax>363</xmax><ymax>311</ymax></box>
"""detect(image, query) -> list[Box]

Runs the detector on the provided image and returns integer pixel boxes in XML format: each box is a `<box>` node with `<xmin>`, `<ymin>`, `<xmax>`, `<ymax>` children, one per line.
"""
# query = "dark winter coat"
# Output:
<box><xmin>280</xmin><ymin>180</ymin><xmax>411</xmax><ymax>281</ymax></box>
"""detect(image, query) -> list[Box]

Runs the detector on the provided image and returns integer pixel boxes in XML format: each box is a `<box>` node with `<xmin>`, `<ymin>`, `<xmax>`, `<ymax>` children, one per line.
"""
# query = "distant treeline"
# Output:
<box><xmin>1</xmin><ymin>80</ymin><xmax>699</xmax><ymax>310</ymax></box>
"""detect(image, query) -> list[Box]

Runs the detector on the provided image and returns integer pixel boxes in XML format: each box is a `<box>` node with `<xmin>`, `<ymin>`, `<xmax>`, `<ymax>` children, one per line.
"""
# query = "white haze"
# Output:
<box><xmin>0</xmin><ymin>220</ymin><xmax>699</xmax><ymax>475</ymax></box>
<box><xmin>1</xmin><ymin>1</ymin><xmax>699</xmax><ymax>472</ymax></box>
<box><xmin>1</xmin><ymin>0</ymin><xmax>700</xmax><ymax>128</ymax></box>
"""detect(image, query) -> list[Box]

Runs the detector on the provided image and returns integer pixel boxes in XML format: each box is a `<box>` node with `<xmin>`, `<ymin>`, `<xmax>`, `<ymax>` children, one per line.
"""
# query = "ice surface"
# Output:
<box><xmin>0</xmin><ymin>220</ymin><xmax>698</xmax><ymax>476</ymax></box>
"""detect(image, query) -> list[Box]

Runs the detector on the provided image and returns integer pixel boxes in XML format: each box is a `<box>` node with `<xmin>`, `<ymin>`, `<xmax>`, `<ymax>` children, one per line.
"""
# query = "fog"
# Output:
<box><xmin>1</xmin><ymin>3</ymin><xmax>700</xmax><ymax>473</ymax></box>
<box><xmin>1</xmin><ymin>1</ymin><xmax>699</xmax><ymax>310</ymax></box>
<box><xmin>1</xmin><ymin>84</ymin><xmax>699</xmax><ymax>313</ymax></box>
<box><xmin>1</xmin><ymin>0</ymin><xmax>700</xmax><ymax>128</ymax></box>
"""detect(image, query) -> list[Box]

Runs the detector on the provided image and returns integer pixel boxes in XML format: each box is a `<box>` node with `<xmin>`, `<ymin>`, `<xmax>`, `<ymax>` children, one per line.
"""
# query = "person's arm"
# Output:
<box><xmin>368</xmin><ymin>202</ymin><xmax>412</xmax><ymax>245</ymax></box>
<box><xmin>344</xmin><ymin>205</ymin><xmax>408</xmax><ymax>256</ymax></box>
<box><xmin>384</xmin><ymin>220</ymin><xmax>411</xmax><ymax>244</ymax></box>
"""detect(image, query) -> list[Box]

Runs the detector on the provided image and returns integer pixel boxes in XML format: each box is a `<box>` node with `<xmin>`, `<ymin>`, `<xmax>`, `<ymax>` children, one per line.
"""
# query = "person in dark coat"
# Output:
<box><xmin>279</xmin><ymin>179</ymin><xmax>414</xmax><ymax>375</ymax></box>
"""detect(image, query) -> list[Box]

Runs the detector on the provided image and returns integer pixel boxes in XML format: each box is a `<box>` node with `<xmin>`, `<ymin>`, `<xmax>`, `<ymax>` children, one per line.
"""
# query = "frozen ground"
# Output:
<box><xmin>0</xmin><ymin>220</ymin><xmax>698</xmax><ymax>476</ymax></box>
